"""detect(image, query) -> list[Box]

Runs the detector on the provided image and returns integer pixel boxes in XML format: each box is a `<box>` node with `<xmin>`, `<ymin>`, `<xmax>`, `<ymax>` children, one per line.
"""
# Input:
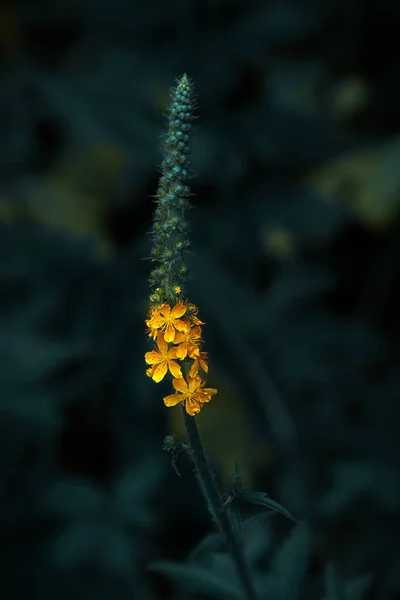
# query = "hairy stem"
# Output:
<box><xmin>181</xmin><ymin>407</ymin><xmax>257</xmax><ymax>600</ymax></box>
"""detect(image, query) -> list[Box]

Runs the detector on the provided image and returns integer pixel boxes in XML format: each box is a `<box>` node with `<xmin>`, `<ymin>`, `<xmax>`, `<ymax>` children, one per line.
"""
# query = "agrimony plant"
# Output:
<box><xmin>144</xmin><ymin>74</ymin><xmax>372</xmax><ymax>600</ymax></box>
<box><xmin>144</xmin><ymin>74</ymin><xmax>257</xmax><ymax>600</ymax></box>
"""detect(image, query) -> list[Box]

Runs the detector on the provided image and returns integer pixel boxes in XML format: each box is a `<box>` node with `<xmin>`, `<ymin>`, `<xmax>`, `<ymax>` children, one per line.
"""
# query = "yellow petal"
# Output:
<box><xmin>172</xmin><ymin>377</ymin><xmax>189</xmax><ymax>395</ymax></box>
<box><xmin>188</xmin><ymin>360</ymin><xmax>198</xmax><ymax>378</ymax></box>
<box><xmin>167</xmin><ymin>346</ymin><xmax>178</xmax><ymax>358</ymax></box>
<box><xmin>168</xmin><ymin>360</ymin><xmax>183</xmax><ymax>379</ymax></box>
<box><xmin>164</xmin><ymin>323</ymin><xmax>175</xmax><ymax>343</ymax></box>
<box><xmin>158</xmin><ymin>303</ymin><xmax>171</xmax><ymax>317</ymax></box>
<box><xmin>188</xmin><ymin>376</ymin><xmax>202</xmax><ymax>393</ymax></box>
<box><xmin>146</xmin><ymin>365</ymin><xmax>156</xmax><ymax>378</ymax></box>
<box><xmin>203</xmin><ymin>387</ymin><xmax>218</xmax><ymax>396</ymax></box>
<box><xmin>193</xmin><ymin>390</ymin><xmax>207</xmax><ymax>403</ymax></box>
<box><xmin>190</xmin><ymin>315</ymin><xmax>204</xmax><ymax>325</ymax></box>
<box><xmin>163</xmin><ymin>393</ymin><xmax>184</xmax><ymax>407</ymax></box>
<box><xmin>174</xmin><ymin>319</ymin><xmax>189</xmax><ymax>333</ymax></box>
<box><xmin>156</xmin><ymin>331</ymin><xmax>168</xmax><ymax>354</ymax></box>
<box><xmin>199</xmin><ymin>357</ymin><xmax>208</xmax><ymax>373</ymax></box>
<box><xmin>144</xmin><ymin>350</ymin><xmax>162</xmax><ymax>365</ymax></box>
<box><xmin>173</xmin><ymin>331</ymin><xmax>185</xmax><ymax>344</ymax></box>
<box><xmin>190</xmin><ymin>326</ymin><xmax>202</xmax><ymax>340</ymax></box>
<box><xmin>171</xmin><ymin>302</ymin><xmax>187</xmax><ymax>319</ymax></box>
<box><xmin>188</xmin><ymin>343</ymin><xmax>200</xmax><ymax>359</ymax></box>
<box><xmin>195</xmin><ymin>388</ymin><xmax>217</xmax><ymax>404</ymax></box>
<box><xmin>185</xmin><ymin>398</ymin><xmax>201</xmax><ymax>416</ymax></box>
<box><xmin>152</xmin><ymin>361</ymin><xmax>168</xmax><ymax>383</ymax></box>
<box><xmin>175</xmin><ymin>343</ymin><xmax>187</xmax><ymax>360</ymax></box>
<box><xmin>146</xmin><ymin>315</ymin><xmax>165</xmax><ymax>329</ymax></box>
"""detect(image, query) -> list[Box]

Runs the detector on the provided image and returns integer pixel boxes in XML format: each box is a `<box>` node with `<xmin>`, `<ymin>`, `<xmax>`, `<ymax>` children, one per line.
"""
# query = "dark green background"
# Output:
<box><xmin>1</xmin><ymin>1</ymin><xmax>399</xmax><ymax>599</ymax></box>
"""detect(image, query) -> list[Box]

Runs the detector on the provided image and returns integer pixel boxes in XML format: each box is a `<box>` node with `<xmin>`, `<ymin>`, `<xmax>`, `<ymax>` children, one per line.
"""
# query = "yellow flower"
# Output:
<box><xmin>173</xmin><ymin>318</ymin><xmax>202</xmax><ymax>359</ymax></box>
<box><xmin>188</xmin><ymin>351</ymin><xmax>209</xmax><ymax>377</ymax></box>
<box><xmin>145</xmin><ymin>302</ymin><xmax>189</xmax><ymax>342</ymax></box>
<box><xmin>186</xmin><ymin>303</ymin><xmax>205</xmax><ymax>325</ymax></box>
<box><xmin>163</xmin><ymin>375</ymin><xmax>218</xmax><ymax>416</ymax></box>
<box><xmin>145</xmin><ymin>307</ymin><xmax>160</xmax><ymax>340</ymax></box>
<box><xmin>145</xmin><ymin>331</ymin><xmax>183</xmax><ymax>383</ymax></box>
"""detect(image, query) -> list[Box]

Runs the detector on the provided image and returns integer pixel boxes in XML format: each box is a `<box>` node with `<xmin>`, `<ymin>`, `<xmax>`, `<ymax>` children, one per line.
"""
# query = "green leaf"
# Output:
<box><xmin>98</xmin><ymin>527</ymin><xmax>134</xmax><ymax>575</ymax></box>
<box><xmin>51</xmin><ymin>521</ymin><xmax>133</xmax><ymax>574</ymax></box>
<box><xmin>149</xmin><ymin>561</ymin><xmax>243</xmax><ymax>600</ymax></box>
<box><xmin>242</xmin><ymin>514</ymin><xmax>274</xmax><ymax>564</ymax></box>
<box><xmin>41</xmin><ymin>478</ymin><xmax>105</xmax><ymax>518</ymax></box>
<box><xmin>227</xmin><ymin>506</ymin><xmax>243</xmax><ymax>544</ymax></box>
<box><xmin>51</xmin><ymin>521</ymin><xmax>101</xmax><ymax>568</ymax></box>
<box><xmin>266</xmin><ymin>521</ymin><xmax>311</xmax><ymax>600</ymax></box>
<box><xmin>237</xmin><ymin>490</ymin><xmax>297</xmax><ymax>522</ymax></box>
<box><xmin>324</xmin><ymin>564</ymin><xmax>372</xmax><ymax>600</ymax></box>
<box><xmin>188</xmin><ymin>532</ymin><xmax>224</xmax><ymax>563</ymax></box>
<box><xmin>112</xmin><ymin>458</ymin><xmax>163</xmax><ymax>527</ymax></box>
<box><xmin>344</xmin><ymin>574</ymin><xmax>373</xmax><ymax>600</ymax></box>
<box><xmin>325</xmin><ymin>564</ymin><xmax>347</xmax><ymax>600</ymax></box>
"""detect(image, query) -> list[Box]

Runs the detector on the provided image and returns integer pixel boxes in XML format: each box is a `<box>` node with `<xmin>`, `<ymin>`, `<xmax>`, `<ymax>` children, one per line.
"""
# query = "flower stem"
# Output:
<box><xmin>181</xmin><ymin>407</ymin><xmax>257</xmax><ymax>600</ymax></box>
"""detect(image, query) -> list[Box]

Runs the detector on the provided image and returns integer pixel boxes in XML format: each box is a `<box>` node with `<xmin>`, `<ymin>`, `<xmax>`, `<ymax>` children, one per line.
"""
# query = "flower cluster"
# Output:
<box><xmin>145</xmin><ymin>299</ymin><xmax>217</xmax><ymax>416</ymax></box>
<box><xmin>145</xmin><ymin>74</ymin><xmax>217</xmax><ymax>416</ymax></box>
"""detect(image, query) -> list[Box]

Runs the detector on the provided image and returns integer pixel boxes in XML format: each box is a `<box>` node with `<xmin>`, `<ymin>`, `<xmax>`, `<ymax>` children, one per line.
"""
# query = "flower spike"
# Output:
<box><xmin>144</xmin><ymin>74</ymin><xmax>217</xmax><ymax>416</ymax></box>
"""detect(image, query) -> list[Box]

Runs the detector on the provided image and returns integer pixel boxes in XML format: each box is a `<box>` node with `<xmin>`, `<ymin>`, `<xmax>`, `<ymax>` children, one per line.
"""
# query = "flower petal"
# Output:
<box><xmin>187</xmin><ymin>343</ymin><xmax>200</xmax><ymax>359</ymax></box>
<box><xmin>146</xmin><ymin>365</ymin><xmax>156</xmax><ymax>378</ymax></box>
<box><xmin>164</xmin><ymin>323</ymin><xmax>176</xmax><ymax>343</ymax></box>
<box><xmin>194</xmin><ymin>388</ymin><xmax>217</xmax><ymax>404</ymax></box>
<box><xmin>174</xmin><ymin>319</ymin><xmax>189</xmax><ymax>333</ymax></box>
<box><xmin>185</xmin><ymin>398</ymin><xmax>201</xmax><ymax>416</ymax></box>
<box><xmin>188</xmin><ymin>376</ymin><xmax>202</xmax><ymax>393</ymax></box>
<box><xmin>189</xmin><ymin>326</ymin><xmax>202</xmax><ymax>340</ymax></box>
<box><xmin>199</xmin><ymin>356</ymin><xmax>208</xmax><ymax>373</ymax></box>
<box><xmin>146</xmin><ymin>315</ymin><xmax>165</xmax><ymax>329</ymax></box>
<box><xmin>158</xmin><ymin>304</ymin><xmax>171</xmax><ymax>317</ymax></box>
<box><xmin>173</xmin><ymin>331</ymin><xmax>185</xmax><ymax>344</ymax></box>
<box><xmin>168</xmin><ymin>360</ymin><xmax>183</xmax><ymax>379</ymax></box>
<box><xmin>163</xmin><ymin>393</ymin><xmax>183</xmax><ymax>407</ymax></box>
<box><xmin>171</xmin><ymin>302</ymin><xmax>187</xmax><ymax>319</ymax></box>
<box><xmin>145</xmin><ymin>350</ymin><xmax>162</xmax><ymax>365</ymax></box>
<box><xmin>187</xmin><ymin>307</ymin><xmax>204</xmax><ymax>325</ymax></box>
<box><xmin>167</xmin><ymin>345</ymin><xmax>178</xmax><ymax>358</ymax></box>
<box><xmin>203</xmin><ymin>387</ymin><xmax>218</xmax><ymax>396</ymax></box>
<box><xmin>188</xmin><ymin>360</ymin><xmax>198</xmax><ymax>378</ymax></box>
<box><xmin>175</xmin><ymin>343</ymin><xmax>187</xmax><ymax>360</ymax></box>
<box><xmin>152</xmin><ymin>361</ymin><xmax>168</xmax><ymax>383</ymax></box>
<box><xmin>172</xmin><ymin>377</ymin><xmax>189</xmax><ymax>395</ymax></box>
<box><xmin>156</xmin><ymin>331</ymin><xmax>168</xmax><ymax>354</ymax></box>
<box><xmin>191</xmin><ymin>316</ymin><xmax>205</xmax><ymax>325</ymax></box>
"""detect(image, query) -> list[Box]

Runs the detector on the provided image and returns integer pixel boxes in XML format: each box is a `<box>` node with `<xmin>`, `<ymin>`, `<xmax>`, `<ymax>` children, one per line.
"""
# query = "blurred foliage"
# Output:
<box><xmin>0</xmin><ymin>0</ymin><xmax>399</xmax><ymax>599</ymax></box>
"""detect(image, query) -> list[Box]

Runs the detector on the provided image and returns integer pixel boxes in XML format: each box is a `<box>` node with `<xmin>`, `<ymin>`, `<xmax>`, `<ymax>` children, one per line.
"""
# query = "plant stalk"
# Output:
<box><xmin>181</xmin><ymin>407</ymin><xmax>257</xmax><ymax>600</ymax></box>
